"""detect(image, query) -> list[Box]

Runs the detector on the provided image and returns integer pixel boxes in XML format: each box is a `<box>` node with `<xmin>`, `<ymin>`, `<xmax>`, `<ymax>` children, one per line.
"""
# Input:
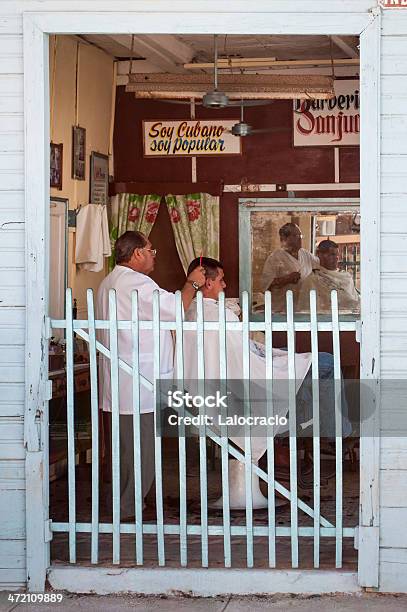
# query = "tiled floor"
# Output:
<box><xmin>50</xmin><ymin>439</ymin><xmax>359</xmax><ymax>570</ymax></box>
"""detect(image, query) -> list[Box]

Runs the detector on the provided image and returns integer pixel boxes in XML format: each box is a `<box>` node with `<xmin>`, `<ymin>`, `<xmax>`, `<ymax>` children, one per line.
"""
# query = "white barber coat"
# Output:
<box><xmin>296</xmin><ymin>266</ymin><xmax>360</xmax><ymax>313</ymax></box>
<box><xmin>96</xmin><ymin>265</ymin><xmax>176</xmax><ymax>414</ymax></box>
<box><xmin>261</xmin><ymin>248</ymin><xmax>319</xmax><ymax>312</ymax></box>
<box><xmin>181</xmin><ymin>298</ymin><xmax>312</xmax><ymax>459</ymax></box>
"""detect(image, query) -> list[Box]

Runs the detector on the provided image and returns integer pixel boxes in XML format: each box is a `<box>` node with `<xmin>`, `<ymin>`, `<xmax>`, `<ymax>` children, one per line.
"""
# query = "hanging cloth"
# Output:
<box><xmin>165</xmin><ymin>193</ymin><xmax>220</xmax><ymax>273</ymax></box>
<box><xmin>75</xmin><ymin>203</ymin><xmax>111</xmax><ymax>272</ymax></box>
<box><xmin>109</xmin><ymin>193</ymin><xmax>161</xmax><ymax>270</ymax></box>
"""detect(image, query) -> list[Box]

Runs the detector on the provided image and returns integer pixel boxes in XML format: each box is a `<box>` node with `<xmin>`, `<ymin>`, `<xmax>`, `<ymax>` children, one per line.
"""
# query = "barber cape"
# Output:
<box><xmin>180</xmin><ymin>298</ymin><xmax>312</xmax><ymax>460</ymax></box>
<box><xmin>261</xmin><ymin>248</ymin><xmax>319</xmax><ymax>312</ymax></box>
<box><xmin>295</xmin><ymin>266</ymin><xmax>360</xmax><ymax>313</ymax></box>
<box><xmin>96</xmin><ymin>265</ymin><xmax>176</xmax><ymax>414</ymax></box>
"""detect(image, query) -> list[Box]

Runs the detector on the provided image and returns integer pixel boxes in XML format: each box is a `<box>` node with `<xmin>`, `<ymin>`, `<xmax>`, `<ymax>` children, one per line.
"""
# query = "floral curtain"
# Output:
<box><xmin>109</xmin><ymin>193</ymin><xmax>161</xmax><ymax>269</ymax></box>
<box><xmin>165</xmin><ymin>193</ymin><xmax>220</xmax><ymax>273</ymax></box>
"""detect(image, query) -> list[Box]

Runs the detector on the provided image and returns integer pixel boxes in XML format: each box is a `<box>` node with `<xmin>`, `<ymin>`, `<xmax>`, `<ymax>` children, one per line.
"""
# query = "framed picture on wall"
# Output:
<box><xmin>89</xmin><ymin>151</ymin><xmax>109</xmax><ymax>206</ymax></box>
<box><xmin>72</xmin><ymin>125</ymin><xmax>86</xmax><ymax>180</ymax></box>
<box><xmin>50</xmin><ymin>142</ymin><xmax>63</xmax><ymax>190</ymax></box>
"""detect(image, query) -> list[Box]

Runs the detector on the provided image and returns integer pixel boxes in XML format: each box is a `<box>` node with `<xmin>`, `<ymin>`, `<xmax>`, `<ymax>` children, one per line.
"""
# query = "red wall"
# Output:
<box><xmin>113</xmin><ymin>86</ymin><xmax>360</xmax><ymax>295</ymax></box>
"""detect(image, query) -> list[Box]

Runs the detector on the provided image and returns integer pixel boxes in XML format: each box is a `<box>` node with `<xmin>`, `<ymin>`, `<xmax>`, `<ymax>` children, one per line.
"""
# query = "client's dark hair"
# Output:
<box><xmin>187</xmin><ymin>256</ymin><xmax>223</xmax><ymax>280</ymax></box>
<box><xmin>115</xmin><ymin>230</ymin><xmax>147</xmax><ymax>264</ymax></box>
<box><xmin>317</xmin><ymin>239</ymin><xmax>339</xmax><ymax>252</ymax></box>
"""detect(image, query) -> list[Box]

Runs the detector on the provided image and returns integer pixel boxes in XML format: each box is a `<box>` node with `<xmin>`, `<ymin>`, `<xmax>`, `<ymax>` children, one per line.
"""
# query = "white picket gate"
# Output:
<box><xmin>48</xmin><ymin>287</ymin><xmax>358</xmax><ymax>570</ymax></box>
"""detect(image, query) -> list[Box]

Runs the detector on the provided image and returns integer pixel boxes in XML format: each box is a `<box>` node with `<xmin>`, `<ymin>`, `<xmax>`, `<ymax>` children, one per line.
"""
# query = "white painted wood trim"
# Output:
<box><xmin>358</xmin><ymin>9</ymin><xmax>381</xmax><ymax>590</ymax></box>
<box><xmin>15</xmin><ymin>0</ymin><xmax>377</xmax><ymax>13</ymax></box>
<box><xmin>22</xmin><ymin>11</ymin><xmax>371</xmax><ymax>37</ymax></box>
<box><xmin>23</xmin><ymin>13</ymin><xmax>50</xmax><ymax>593</ymax></box>
<box><xmin>22</xmin><ymin>5</ymin><xmax>374</xmax><ymax>593</ymax></box>
<box><xmin>25</xmin><ymin>452</ymin><xmax>48</xmax><ymax>592</ymax></box>
<box><xmin>224</xmin><ymin>183</ymin><xmax>359</xmax><ymax>193</ymax></box>
<box><xmin>287</xmin><ymin>183</ymin><xmax>359</xmax><ymax>191</ymax></box>
<box><xmin>48</xmin><ymin>566</ymin><xmax>360</xmax><ymax>596</ymax></box>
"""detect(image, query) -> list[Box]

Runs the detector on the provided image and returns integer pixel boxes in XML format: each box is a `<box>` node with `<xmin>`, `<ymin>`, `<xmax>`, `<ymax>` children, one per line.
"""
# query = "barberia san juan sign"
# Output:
<box><xmin>380</xmin><ymin>0</ymin><xmax>407</xmax><ymax>6</ymax></box>
<box><xmin>293</xmin><ymin>80</ymin><xmax>359</xmax><ymax>147</ymax></box>
<box><xmin>143</xmin><ymin>119</ymin><xmax>241</xmax><ymax>157</ymax></box>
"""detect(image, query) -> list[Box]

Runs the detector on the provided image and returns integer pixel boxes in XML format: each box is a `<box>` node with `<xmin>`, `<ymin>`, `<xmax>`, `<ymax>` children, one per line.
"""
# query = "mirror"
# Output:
<box><xmin>239</xmin><ymin>198</ymin><xmax>360</xmax><ymax>318</ymax></box>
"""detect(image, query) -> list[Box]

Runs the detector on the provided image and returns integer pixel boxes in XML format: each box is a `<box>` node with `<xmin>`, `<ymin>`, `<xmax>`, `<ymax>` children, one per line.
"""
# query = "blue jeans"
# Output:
<box><xmin>296</xmin><ymin>352</ymin><xmax>352</xmax><ymax>438</ymax></box>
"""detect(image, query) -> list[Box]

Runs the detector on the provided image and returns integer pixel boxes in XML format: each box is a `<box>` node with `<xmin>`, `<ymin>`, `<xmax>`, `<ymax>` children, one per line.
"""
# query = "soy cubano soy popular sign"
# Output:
<box><xmin>143</xmin><ymin>119</ymin><xmax>241</xmax><ymax>157</ymax></box>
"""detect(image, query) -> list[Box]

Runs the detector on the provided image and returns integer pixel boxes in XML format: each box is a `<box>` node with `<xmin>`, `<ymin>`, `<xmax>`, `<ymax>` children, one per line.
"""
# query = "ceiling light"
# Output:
<box><xmin>202</xmin><ymin>90</ymin><xmax>230</xmax><ymax>108</ymax></box>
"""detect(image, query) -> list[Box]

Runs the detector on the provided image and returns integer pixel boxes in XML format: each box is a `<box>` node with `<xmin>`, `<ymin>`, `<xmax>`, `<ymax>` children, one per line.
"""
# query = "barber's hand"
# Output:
<box><xmin>287</xmin><ymin>271</ymin><xmax>301</xmax><ymax>284</ymax></box>
<box><xmin>187</xmin><ymin>266</ymin><xmax>206</xmax><ymax>288</ymax></box>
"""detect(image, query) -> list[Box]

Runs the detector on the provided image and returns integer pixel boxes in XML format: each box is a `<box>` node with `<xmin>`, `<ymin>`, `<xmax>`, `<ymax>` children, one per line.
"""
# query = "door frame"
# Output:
<box><xmin>23</xmin><ymin>2</ymin><xmax>381</xmax><ymax>591</ymax></box>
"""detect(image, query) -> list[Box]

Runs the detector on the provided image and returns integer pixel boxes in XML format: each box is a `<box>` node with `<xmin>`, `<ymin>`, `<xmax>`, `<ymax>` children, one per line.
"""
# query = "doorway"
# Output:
<box><xmin>23</xmin><ymin>7</ymin><xmax>381</xmax><ymax>593</ymax></box>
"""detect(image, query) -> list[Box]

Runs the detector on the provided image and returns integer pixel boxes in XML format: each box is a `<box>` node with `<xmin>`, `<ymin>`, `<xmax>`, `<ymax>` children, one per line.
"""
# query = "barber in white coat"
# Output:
<box><xmin>97</xmin><ymin>230</ymin><xmax>205</xmax><ymax>520</ymax></box>
<box><xmin>261</xmin><ymin>222</ymin><xmax>319</xmax><ymax>312</ymax></box>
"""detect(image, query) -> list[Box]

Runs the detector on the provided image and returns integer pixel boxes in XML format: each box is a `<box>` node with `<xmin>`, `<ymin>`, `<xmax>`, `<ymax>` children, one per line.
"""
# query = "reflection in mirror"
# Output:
<box><xmin>249</xmin><ymin>207</ymin><xmax>360</xmax><ymax>316</ymax></box>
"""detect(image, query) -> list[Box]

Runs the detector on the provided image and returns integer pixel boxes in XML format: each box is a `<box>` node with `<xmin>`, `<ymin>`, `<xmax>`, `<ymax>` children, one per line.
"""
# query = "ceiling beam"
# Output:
<box><xmin>139</xmin><ymin>35</ymin><xmax>195</xmax><ymax>65</ymax></box>
<box><xmin>116</xmin><ymin>64</ymin><xmax>359</xmax><ymax>86</ymax></box>
<box><xmin>126</xmin><ymin>73</ymin><xmax>335</xmax><ymax>99</ymax></box>
<box><xmin>107</xmin><ymin>34</ymin><xmax>195</xmax><ymax>73</ymax></box>
<box><xmin>116</xmin><ymin>59</ymin><xmax>164</xmax><ymax>75</ymax></box>
<box><xmin>330</xmin><ymin>36</ymin><xmax>359</xmax><ymax>59</ymax></box>
<box><xmin>184</xmin><ymin>58</ymin><xmax>359</xmax><ymax>70</ymax></box>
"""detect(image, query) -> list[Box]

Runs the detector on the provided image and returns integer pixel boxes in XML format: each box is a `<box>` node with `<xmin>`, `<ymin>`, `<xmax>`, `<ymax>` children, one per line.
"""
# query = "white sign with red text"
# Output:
<box><xmin>293</xmin><ymin>80</ymin><xmax>360</xmax><ymax>147</ymax></box>
<box><xmin>380</xmin><ymin>0</ymin><xmax>407</xmax><ymax>7</ymax></box>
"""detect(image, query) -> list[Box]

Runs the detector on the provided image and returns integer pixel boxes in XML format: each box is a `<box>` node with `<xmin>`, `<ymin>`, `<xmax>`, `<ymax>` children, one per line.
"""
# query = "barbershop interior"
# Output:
<box><xmin>48</xmin><ymin>33</ymin><xmax>362</xmax><ymax>570</ymax></box>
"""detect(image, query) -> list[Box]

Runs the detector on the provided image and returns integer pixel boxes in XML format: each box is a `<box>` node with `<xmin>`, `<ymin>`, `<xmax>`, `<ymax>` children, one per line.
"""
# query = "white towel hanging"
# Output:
<box><xmin>75</xmin><ymin>203</ymin><xmax>111</xmax><ymax>272</ymax></box>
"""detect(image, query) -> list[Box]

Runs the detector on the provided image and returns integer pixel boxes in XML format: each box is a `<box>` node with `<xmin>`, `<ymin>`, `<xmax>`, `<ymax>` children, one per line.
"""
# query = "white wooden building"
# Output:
<box><xmin>0</xmin><ymin>0</ymin><xmax>407</xmax><ymax>596</ymax></box>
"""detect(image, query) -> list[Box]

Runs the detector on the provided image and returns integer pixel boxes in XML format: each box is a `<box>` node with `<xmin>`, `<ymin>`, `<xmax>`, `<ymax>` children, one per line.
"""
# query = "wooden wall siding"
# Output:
<box><xmin>379</xmin><ymin>11</ymin><xmax>407</xmax><ymax>593</ymax></box>
<box><xmin>0</xmin><ymin>7</ymin><xmax>25</xmax><ymax>590</ymax></box>
<box><xmin>113</xmin><ymin>90</ymin><xmax>360</xmax><ymax>296</ymax></box>
<box><xmin>114</xmin><ymin>89</ymin><xmax>355</xmax><ymax>186</ymax></box>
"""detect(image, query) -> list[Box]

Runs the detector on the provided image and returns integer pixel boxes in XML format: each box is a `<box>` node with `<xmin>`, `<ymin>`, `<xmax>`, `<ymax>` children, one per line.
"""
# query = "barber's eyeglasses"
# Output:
<box><xmin>144</xmin><ymin>248</ymin><xmax>157</xmax><ymax>256</ymax></box>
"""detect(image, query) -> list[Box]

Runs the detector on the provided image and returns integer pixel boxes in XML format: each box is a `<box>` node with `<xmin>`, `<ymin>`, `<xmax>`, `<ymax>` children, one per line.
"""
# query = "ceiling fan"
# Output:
<box><xmin>202</xmin><ymin>35</ymin><xmax>271</xmax><ymax>109</ymax></box>
<box><xmin>155</xmin><ymin>35</ymin><xmax>272</xmax><ymax>108</ymax></box>
<box><xmin>228</xmin><ymin>102</ymin><xmax>291</xmax><ymax>137</ymax></box>
<box><xmin>126</xmin><ymin>34</ymin><xmax>335</xmax><ymax>103</ymax></box>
